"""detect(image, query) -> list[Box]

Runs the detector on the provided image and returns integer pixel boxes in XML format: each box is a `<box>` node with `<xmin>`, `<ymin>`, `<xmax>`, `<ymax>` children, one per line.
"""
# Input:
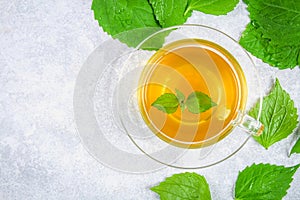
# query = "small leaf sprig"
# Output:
<box><xmin>151</xmin><ymin>89</ymin><xmax>217</xmax><ymax>114</ymax></box>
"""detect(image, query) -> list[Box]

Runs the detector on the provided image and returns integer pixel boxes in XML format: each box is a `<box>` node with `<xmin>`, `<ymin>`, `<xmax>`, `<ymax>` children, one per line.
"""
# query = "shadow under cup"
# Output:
<box><xmin>116</xmin><ymin>25</ymin><xmax>263</xmax><ymax>168</ymax></box>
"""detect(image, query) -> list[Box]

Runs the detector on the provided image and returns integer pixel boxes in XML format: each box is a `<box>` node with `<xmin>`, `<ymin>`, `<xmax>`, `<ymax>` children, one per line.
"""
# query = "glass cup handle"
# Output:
<box><xmin>236</xmin><ymin>113</ymin><xmax>264</xmax><ymax>136</ymax></box>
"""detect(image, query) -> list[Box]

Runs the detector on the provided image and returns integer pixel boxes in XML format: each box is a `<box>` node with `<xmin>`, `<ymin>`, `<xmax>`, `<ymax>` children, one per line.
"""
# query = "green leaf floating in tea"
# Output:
<box><xmin>151</xmin><ymin>93</ymin><xmax>179</xmax><ymax>114</ymax></box>
<box><xmin>151</xmin><ymin>172</ymin><xmax>212</xmax><ymax>200</ymax></box>
<box><xmin>186</xmin><ymin>91</ymin><xmax>217</xmax><ymax>114</ymax></box>
<box><xmin>175</xmin><ymin>89</ymin><xmax>186</xmax><ymax>110</ymax></box>
<box><xmin>152</xmin><ymin>89</ymin><xmax>216</xmax><ymax>114</ymax></box>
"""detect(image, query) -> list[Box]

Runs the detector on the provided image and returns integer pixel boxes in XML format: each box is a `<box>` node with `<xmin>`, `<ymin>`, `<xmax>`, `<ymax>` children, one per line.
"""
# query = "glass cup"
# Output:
<box><xmin>115</xmin><ymin>24</ymin><xmax>263</xmax><ymax>168</ymax></box>
<box><xmin>74</xmin><ymin>24</ymin><xmax>264</xmax><ymax>171</ymax></box>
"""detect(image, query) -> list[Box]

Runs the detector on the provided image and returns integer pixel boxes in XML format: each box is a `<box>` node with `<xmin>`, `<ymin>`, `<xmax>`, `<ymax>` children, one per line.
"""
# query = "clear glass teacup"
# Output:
<box><xmin>74</xmin><ymin>24</ymin><xmax>263</xmax><ymax>171</ymax></box>
<box><xmin>115</xmin><ymin>24</ymin><xmax>263</xmax><ymax>168</ymax></box>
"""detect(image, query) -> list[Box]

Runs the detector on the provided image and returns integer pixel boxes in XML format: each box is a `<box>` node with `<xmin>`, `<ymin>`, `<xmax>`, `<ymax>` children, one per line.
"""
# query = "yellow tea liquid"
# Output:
<box><xmin>138</xmin><ymin>39</ymin><xmax>247</xmax><ymax>148</ymax></box>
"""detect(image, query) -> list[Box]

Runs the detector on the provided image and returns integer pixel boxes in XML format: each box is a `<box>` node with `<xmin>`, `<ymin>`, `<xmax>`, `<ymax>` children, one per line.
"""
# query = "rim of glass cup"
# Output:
<box><xmin>138</xmin><ymin>40</ymin><xmax>245</xmax><ymax>148</ymax></box>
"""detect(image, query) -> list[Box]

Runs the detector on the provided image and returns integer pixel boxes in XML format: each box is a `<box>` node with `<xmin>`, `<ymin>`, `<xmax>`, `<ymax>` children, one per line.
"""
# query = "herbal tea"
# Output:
<box><xmin>138</xmin><ymin>39</ymin><xmax>247</xmax><ymax>148</ymax></box>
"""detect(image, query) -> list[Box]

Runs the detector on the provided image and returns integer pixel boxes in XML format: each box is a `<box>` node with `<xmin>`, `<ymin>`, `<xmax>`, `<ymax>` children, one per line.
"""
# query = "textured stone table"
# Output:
<box><xmin>1</xmin><ymin>1</ymin><xmax>299</xmax><ymax>199</ymax></box>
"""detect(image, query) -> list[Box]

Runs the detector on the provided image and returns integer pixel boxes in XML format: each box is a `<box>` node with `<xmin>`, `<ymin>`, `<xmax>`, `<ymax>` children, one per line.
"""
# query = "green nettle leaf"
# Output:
<box><xmin>240</xmin><ymin>23</ymin><xmax>300</xmax><ymax>69</ymax></box>
<box><xmin>186</xmin><ymin>0</ymin><xmax>239</xmax><ymax>16</ymax></box>
<box><xmin>151</xmin><ymin>172</ymin><xmax>212</xmax><ymax>200</ymax></box>
<box><xmin>149</xmin><ymin>0</ymin><xmax>191</xmax><ymax>27</ymax></box>
<box><xmin>240</xmin><ymin>0</ymin><xmax>300</xmax><ymax>69</ymax></box>
<box><xmin>91</xmin><ymin>0</ymin><xmax>161</xmax><ymax>47</ymax></box>
<box><xmin>151</xmin><ymin>93</ymin><xmax>179</xmax><ymax>114</ymax></box>
<box><xmin>249</xmin><ymin>79</ymin><xmax>298</xmax><ymax>149</ymax></box>
<box><xmin>186</xmin><ymin>91</ymin><xmax>217</xmax><ymax>114</ymax></box>
<box><xmin>234</xmin><ymin>163</ymin><xmax>300</xmax><ymax>200</ymax></box>
<box><xmin>175</xmin><ymin>89</ymin><xmax>186</xmax><ymax>110</ymax></box>
<box><xmin>290</xmin><ymin>135</ymin><xmax>300</xmax><ymax>156</ymax></box>
<box><xmin>245</xmin><ymin>0</ymin><xmax>300</xmax><ymax>45</ymax></box>
<box><xmin>150</xmin><ymin>0</ymin><xmax>238</xmax><ymax>27</ymax></box>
